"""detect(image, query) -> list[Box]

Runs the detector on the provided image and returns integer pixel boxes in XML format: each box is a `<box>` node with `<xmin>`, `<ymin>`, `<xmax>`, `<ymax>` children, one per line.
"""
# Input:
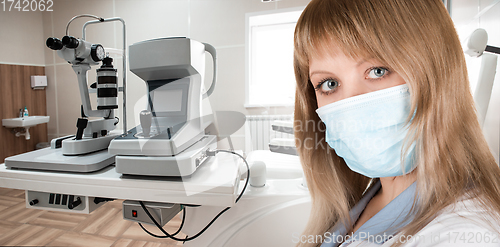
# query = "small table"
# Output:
<box><xmin>0</xmin><ymin>152</ymin><xmax>242</xmax><ymax>207</ymax></box>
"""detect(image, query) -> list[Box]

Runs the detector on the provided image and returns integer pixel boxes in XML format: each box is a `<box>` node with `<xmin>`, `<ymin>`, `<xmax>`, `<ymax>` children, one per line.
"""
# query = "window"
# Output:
<box><xmin>442</xmin><ymin>0</ymin><xmax>451</xmax><ymax>14</ymax></box>
<box><xmin>245</xmin><ymin>8</ymin><xmax>304</xmax><ymax>107</ymax></box>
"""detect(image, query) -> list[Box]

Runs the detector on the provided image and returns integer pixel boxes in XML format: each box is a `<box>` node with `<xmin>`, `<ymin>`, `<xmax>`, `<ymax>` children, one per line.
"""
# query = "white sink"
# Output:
<box><xmin>2</xmin><ymin>116</ymin><xmax>50</xmax><ymax>128</ymax></box>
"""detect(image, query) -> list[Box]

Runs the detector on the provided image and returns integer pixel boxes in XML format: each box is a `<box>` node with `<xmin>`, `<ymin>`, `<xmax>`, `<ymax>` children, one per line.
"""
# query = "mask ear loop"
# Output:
<box><xmin>400</xmin><ymin>103</ymin><xmax>418</xmax><ymax>176</ymax></box>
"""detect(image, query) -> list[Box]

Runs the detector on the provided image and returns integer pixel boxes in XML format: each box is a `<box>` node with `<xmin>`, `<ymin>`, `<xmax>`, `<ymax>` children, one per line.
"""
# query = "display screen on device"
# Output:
<box><xmin>148</xmin><ymin>78</ymin><xmax>189</xmax><ymax>117</ymax></box>
<box><xmin>151</xmin><ymin>89</ymin><xmax>183</xmax><ymax>112</ymax></box>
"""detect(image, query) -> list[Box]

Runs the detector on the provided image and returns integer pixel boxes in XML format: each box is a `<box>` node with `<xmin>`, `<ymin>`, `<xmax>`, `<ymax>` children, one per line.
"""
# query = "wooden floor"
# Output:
<box><xmin>0</xmin><ymin>187</ymin><xmax>185</xmax><ymax>246</ymax></box>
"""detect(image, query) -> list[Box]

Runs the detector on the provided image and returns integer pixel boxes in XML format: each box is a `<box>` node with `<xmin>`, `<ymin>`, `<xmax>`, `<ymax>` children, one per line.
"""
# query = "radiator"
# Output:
<box><xmin>245</xmin><ymin>115</ymin><xmax>294</xmax><ymax>154</ymax></box>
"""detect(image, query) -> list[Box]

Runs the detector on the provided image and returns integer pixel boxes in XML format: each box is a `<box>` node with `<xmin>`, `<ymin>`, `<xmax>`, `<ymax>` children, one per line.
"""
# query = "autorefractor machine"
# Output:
<box><xmin>0</xmin><ymin>15</ymin><xmax>312</xmax><ymax>247</ymax></box>
<box><xmin>107</xmin><ymin>37</ymin><xmax>218</xmax><ymax>177</ymax></box>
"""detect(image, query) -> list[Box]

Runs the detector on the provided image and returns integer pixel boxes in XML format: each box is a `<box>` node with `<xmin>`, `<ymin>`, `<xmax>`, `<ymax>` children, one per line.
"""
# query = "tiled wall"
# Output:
<box><xmin>0</xmin><ymin>11</ymin><xmax>45</xmax><ymax>66</ymax></box>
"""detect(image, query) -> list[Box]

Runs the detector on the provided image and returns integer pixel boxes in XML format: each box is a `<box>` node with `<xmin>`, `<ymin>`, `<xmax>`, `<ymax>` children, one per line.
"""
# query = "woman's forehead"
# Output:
<box><xmin>307</xmin><ymin>42</ymin><xmax>373</xmax><ymax>66</ymax></box>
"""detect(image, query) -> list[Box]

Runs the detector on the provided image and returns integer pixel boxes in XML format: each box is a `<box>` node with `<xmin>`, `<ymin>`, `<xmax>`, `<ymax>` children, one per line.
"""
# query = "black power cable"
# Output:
<box><xmin>138</xmin><ymin>149</ymin><xmax>250</xmax><ymax>242</ymax></box>
<box><xmin>138</xmin><ymin>204</ymin><xmax>186</xmax><ymax>238</ymax></box>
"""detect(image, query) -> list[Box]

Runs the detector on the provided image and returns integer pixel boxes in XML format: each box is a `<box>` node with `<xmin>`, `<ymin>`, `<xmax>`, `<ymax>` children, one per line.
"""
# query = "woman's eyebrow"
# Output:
<box><xmin>309</xmin><ymin>57</ymin><xmax>377</xmax><ymax>77</ymax></box>
<box><xmin>356</xmin><ymin>57</ymin><xmax>375</xmax><ymax>68</ymax></box>
<box><xmin>309</xmin><ymin>70</ymin><xmax>335</xmax><ymax>78</ymax></box>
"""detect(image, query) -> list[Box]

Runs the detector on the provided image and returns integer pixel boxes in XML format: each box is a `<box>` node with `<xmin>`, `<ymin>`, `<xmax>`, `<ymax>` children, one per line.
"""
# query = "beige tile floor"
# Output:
<box><xmin>0</xmin><ymin>187</ymin><xmax>185</xmax><ymax>246</ymax></box>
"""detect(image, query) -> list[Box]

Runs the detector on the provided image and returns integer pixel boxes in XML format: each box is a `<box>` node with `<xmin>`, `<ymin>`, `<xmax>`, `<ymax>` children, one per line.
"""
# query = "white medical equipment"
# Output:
<box><xmin>0</xmin><ymin>148</ymin><xmax>310</xmax><ymax>246</ymax></box>
<box><xmin>5</xmin><ymin>16</ymin><xmax>127</xmax><ymax>172</ymax></box>
<box><xmin>464</xmin><ymin>28</ymin><xmax>500</xmax><ymax>128</ymax></box>
<box><xmin>0</xmin><ymin>14</ymin><xmax>312</xmax><ymax>247</ymax></box>
<box><xmin>45</xmin><ymin>33</ymin><xmax>121</xmax><ymax>155</ymax></box>
<box><xmin>269</xmin><ymin>120</ymin><xmax>297</xmax><ymax>155</ymax></box>
<box><xmin>108</xmin><ymin>37</ymin><xmax>218</xmax><ymax>177</ymax></box>
<box><xmin>173</xmin><ymin>150</ymin><xmax>310</xmax><ymax>247</ymax></box>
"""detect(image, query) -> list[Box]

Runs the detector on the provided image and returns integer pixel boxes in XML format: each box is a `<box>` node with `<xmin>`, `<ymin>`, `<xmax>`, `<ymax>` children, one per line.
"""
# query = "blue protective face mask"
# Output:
<box><xmin>315</xmin><ymin>84</ymin><xmax>416</xmax><ymax>178</ymax></box>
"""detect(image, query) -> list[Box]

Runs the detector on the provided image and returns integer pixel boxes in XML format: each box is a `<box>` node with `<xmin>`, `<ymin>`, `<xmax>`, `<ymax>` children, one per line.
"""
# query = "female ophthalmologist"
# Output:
<box><xmin>293</xmin><ymin>0</ymin><xmax>500</xmax><ymax>246</ymax></box>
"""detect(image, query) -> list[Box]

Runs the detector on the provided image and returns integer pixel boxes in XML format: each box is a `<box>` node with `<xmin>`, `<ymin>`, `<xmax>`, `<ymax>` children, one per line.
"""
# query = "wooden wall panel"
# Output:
<box><xmin>0</xmin><ymin>64</ymin><xmax>47</xmax><ymax>163</ymax></box>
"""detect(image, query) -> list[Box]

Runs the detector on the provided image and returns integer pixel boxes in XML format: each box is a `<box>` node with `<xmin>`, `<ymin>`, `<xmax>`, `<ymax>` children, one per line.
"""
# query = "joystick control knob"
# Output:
<box><xmin>29</xmin><ymin>199</ymin><xmax>39</xmax><ymax>206</ymax></box>
<box><xmin>140</xmin><ymin>110</ymin><xmax>152</xmax><ymax>137</ymax></box>
<box><xmin>68</xmin><ymin>197</ymin><xmax>82</xmax><ymax>210</ymax></box>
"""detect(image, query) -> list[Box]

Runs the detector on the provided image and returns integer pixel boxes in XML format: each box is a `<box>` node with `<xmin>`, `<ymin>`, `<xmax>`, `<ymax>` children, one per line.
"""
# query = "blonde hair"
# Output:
<box><xmin>293</xmin><ymin>0</ymin><xmax>500</xmax><ymax>246</ymax></box>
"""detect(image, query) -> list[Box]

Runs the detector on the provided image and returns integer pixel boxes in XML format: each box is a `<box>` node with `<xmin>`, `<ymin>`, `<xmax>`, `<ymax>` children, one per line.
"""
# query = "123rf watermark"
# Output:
<box><xmin>2</xmin><ymin>0</ymin><xmax>53</xmax><ymax>11</ymax></box>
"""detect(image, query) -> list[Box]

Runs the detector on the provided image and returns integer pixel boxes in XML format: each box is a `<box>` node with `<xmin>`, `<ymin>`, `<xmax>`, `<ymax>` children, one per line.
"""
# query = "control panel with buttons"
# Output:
<box><xmin>25</xmin><ymin>190</ymin><xmax>112</xmax><ymax>214</ymax></box>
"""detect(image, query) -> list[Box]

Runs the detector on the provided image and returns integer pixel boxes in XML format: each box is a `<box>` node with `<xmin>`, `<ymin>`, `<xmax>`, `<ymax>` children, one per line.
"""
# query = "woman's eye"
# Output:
<box><xmin>315</xmin><ymin>78</ymin><xmax>339</xmax><ymax>94</ymax></box>
<box><xmin>367</xmin><ymin>67</ymin><xmax>388</xmax><ymax>79</ymax></box>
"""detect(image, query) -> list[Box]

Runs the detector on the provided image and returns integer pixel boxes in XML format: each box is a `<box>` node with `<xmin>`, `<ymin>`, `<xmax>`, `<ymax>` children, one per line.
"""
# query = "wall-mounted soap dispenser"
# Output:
<box><xmin>31</xmin><ymin>75</ymin><xmax>47</xmax><ymax>90</ymax></box>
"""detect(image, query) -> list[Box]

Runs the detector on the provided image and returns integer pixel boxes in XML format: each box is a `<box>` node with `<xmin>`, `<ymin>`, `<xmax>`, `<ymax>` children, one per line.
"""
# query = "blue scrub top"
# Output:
<box><xmin>321</xmin><ymin>180</ymin><xmax>417</xmax><ymax>247</ymax></box>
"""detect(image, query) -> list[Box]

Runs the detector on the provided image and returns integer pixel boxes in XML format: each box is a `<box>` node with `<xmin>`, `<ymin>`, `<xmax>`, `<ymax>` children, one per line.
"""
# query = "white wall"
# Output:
<box><xmin>451</xmin><ymin>0</ymin><xmax>500</xmax><ymax>163</ymax></box>
<box><xmin>0</xmin><ymin>11</ymin><xmax>45</xmax><ymax>65</ymax></box>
